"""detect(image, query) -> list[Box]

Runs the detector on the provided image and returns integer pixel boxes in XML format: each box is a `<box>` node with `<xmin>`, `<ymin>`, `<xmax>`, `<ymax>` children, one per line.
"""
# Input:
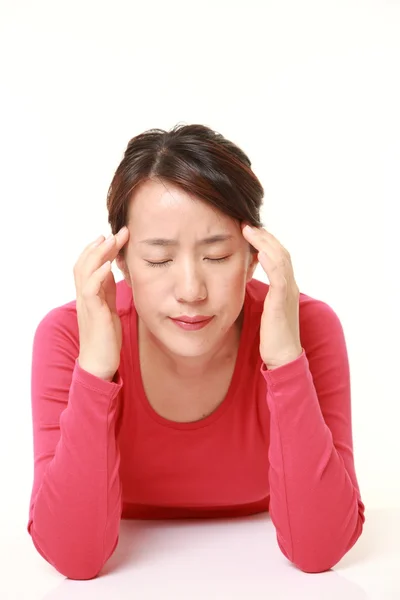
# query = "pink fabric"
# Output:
<box><xmin>27</xmin><ymin>279</ymin><xmax>365</xmax><ymax>579</ymax></box>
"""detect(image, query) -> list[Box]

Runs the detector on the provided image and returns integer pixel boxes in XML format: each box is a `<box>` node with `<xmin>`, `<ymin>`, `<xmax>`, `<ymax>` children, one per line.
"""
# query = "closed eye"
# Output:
<box><xmin>145</xmin><ymin>256</ymin><xmax>231</xmax><ymax>268</ymax></box>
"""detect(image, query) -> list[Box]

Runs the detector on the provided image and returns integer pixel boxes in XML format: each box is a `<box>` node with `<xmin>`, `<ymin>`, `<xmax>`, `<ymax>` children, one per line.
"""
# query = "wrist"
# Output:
<box><xmin>77</xmin><ymin>358</ymin><xmax>116</xmax><ymax>382</ymax></box>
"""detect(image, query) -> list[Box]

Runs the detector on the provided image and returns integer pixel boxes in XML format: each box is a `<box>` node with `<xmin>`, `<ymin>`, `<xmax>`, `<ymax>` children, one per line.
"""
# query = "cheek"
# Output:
<box><xmin>127</xmin><ymin>263</ymin><xmax>161</xmax><ymax>305</ymax></box>
<box><xmin>216</xmin><ymin>268</ymin><xmax>248</xmax><ymax>297</ymax></box>
<box><xmin>131</xmin><ymin>275</ymin><xmax>163</xmax><ymax>305</ymax></box>
<box><xmin>129</xmin><ymin>258</ymin><xmax>161</xmax><ymax>286</ymax></box>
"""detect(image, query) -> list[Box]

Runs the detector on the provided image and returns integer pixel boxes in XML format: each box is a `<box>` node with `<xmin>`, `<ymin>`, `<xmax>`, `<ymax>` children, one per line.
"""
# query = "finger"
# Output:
<box><xmin>92</xmin><ymin>227</ymin><xmax>129</xmax><ymax>267</ymax></box>
<box><xmin>76</xmin><ymin>227</ymin><xmax>129</xmax><ymax>288</ymax></box>
<box><xmin>242</xmin><ymin>226</ymin><xmax>270</xmax><ymax>251</ymax></box>
<box><xmin>81</xmin><ymin>226</ymin><xmax>128</xmax><ymax>262</ymax></box>
<box><xmin>255</xmin><ymin>228</ymin><xmax>288</xmax><ymax>253</ymax></box>
<box><xmin>74</xmin><ymin>234</ymin><xmax>113</xmax><ymax>288</ymax></box>
<box><xmin>102</xmin><ymin>267</ymin><xmax>117</xmax><ymax>314</ymax></box>
<box><xmin>75</xmin><ymin>235</ymin><xmax>107</xmax><ymax>274</ymax></box>
<box><xmin>243</xmin><ymin>226</ymin><xmax>285</xmax><ymax>257</ymax></box>
<box><xmin>89</xmin><ymin>235</ymin><xmax>105</xmax><ymax>248</ymax></box>
<box><xmin>80</xmin><ymin>260</ymin><xmax>111</xmax><ymax>304</ymax></box>
<box><xmin>78</xmin><ymin>235</ymin><xmax>106</xmax><ymax>261</ymax></box>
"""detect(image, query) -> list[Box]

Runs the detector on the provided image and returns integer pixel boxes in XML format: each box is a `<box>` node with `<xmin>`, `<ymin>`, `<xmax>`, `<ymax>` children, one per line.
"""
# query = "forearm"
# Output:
<box><xmin>263</xmin><ymin>352</ymin><xmax>365</xmax><ymax>572</ymax></box>
<box><xmin>28</xmin><ymin>362</ymin><xmax>123</xmax><ymax>580</ymax></box>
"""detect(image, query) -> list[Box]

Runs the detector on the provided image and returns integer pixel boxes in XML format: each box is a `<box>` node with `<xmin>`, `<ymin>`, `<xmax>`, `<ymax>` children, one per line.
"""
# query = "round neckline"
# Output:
<box><xmin>129</xmin><ymin>289</ymin><xmax>250</xmax><ymax>430</ymax></box>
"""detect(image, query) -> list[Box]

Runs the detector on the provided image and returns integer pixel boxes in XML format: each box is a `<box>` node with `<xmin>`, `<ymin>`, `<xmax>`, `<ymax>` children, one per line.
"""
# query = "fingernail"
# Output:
<box><xmin>91</xmin><ymin>236</ymin><xmax>103</xmax><ymax>247</ymax></box>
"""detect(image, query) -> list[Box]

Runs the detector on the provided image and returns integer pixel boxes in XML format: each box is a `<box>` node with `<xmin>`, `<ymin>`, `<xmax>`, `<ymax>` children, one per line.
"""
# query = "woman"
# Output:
<box><xmin>27</xmin><ymin>123</ymin><xmax>365</xmax><ymax>580</ymax></box>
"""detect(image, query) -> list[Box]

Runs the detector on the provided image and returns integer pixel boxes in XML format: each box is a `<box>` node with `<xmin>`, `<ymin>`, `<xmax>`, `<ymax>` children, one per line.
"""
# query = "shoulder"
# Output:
<box><xmin>33</xmin><ymin>278</ymin><xmax>134</xmax><ymax>351</ymax></box>
<box><xmin>297</xmin><ymin>292</ymin><xmax>345</xmax><ymax>345</ymax></box>
<box><xmin>247</xmin><ymin>277</ymin><xmax>341</xmax><ymax>321</ymax></box>
<box><xmin>246</xmin><ymin>277</ymin><xmax>344</xmax><ymax>344</ymax></box>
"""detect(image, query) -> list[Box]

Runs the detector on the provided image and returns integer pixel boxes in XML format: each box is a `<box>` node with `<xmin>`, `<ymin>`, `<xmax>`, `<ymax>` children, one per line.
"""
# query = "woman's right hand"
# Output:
<box><xmin>74</xmin><ymin>226</ymin><xmax>130</xmax><ymax>381</ymax></box>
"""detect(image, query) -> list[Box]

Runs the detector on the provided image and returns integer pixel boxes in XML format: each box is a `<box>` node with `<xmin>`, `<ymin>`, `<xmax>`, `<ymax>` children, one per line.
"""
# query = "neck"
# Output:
<box><xmin>138</xmin><ymin>309</ymin><xmax>244</xmax><ymax>380</ymax></box>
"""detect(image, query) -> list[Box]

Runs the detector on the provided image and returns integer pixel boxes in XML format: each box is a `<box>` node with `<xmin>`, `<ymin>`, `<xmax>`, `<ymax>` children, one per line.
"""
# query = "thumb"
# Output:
<box><xmin>102</xmin><ymin>268</ymin><xmax>117</xmax><ymax>314</ymax></box>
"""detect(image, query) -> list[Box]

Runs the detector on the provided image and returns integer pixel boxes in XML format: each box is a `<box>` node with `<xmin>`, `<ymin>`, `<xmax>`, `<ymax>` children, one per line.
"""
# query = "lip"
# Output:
<box><xmin>170</xmin><ymin>315</ymin><xmax>213</xmax><ymax>324</ymax></box>
<box><xmin>169</xmin><ymin>316</ymin><xmax>214</xmax><ymax>331</ymax></box>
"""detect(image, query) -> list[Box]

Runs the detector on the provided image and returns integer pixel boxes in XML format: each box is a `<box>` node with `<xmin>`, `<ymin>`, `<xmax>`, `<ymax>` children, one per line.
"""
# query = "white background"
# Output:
<box><xmin>0</xmin><ymin>0</ymin><xmax>399</xmax><ymax>597</ymax></box>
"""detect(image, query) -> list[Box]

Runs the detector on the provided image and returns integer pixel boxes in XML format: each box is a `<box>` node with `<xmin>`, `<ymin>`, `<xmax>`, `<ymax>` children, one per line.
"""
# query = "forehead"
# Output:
<box><xmin>128</xmin><ymin>179</ymin><xmax>231</xmax><ymax>229</ymax></box>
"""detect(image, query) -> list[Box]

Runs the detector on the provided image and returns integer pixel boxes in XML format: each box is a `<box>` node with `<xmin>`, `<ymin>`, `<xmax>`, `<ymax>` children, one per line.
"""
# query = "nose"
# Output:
<box><xmin>174</xmin><ymin>260</ymin><xmax>207</xmax><ymax>303</ymax></box>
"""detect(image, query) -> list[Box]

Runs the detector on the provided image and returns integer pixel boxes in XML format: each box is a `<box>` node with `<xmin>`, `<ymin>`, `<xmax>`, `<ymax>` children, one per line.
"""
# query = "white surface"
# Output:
<box><xmin>0</xmin><ymin>1</ymin><xmax>399</xmax><ymax>597</ymax></box>
<box><xmin>2</xmin><ymin>509</ymin><xmax>399</xmax><ymax>599</ymax></box>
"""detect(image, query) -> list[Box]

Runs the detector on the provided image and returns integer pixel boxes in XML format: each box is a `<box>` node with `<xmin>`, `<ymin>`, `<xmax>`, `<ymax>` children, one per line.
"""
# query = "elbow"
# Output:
<box><xmin>284</xmin><ymin>544</ymin><xmax>354</xmax><ymax>575</ymax></box>
<box><xmin>277</xmin><ymin>528</ymin><xmax>364</xmax><ymax>574</ymax></box>
<box><xmin>277</xmin><ymin>537</ymin><xmax>336</xmax><ymax>574</ymax></box>
<box><xmin>57</xmin><ymin>564</ymin><xmax>103</xmax><ymax>581</ymax></box>
<box><xmin>28</xmin><ymin>522</ymin><xmax>112</xmax><ymax>580</ymax></box>
<box><xmin>57</xmin><ymin>538</ymin><xmax>120</xmax><ymax>580</ymax></box>
<box><xmin>35</xmin><ymin>543</ymin><xmax>105</xmax><ymax>580</ymax></box>
<box><xmin>295</xmin><ymin>560</ymin><xmax>336</xmax><ymax>574</ymax></box>
<box><xmin>277</xmin><ymin>508</ymin><xmax>365</xmax><ymax>574</ymax></box>
<box><xmin>293</xmin><ymin>534</ymin><xmax>362</xmax><ymax>574</ymax></box>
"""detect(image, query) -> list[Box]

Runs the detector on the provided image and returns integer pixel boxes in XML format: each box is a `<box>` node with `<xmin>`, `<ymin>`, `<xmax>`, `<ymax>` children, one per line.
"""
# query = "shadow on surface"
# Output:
<box><xmin>40</xmin><ymin>512</ymin><xmax>373</xmax><ymax>599</ymax></box>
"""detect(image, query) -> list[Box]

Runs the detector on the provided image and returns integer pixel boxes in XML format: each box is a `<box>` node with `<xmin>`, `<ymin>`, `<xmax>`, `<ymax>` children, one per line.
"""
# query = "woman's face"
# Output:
<box><xmin>117</xmin><ymin>178</ymin><xmax>258</xmax><ymax>360</ymax></box>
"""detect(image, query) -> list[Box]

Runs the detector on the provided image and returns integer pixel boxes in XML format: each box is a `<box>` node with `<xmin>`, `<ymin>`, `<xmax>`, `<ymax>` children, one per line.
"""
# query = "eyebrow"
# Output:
<box><xmin>139</xmin><ymin>234</ymin><xmax>235</xmax><ymax>247</ymax></box>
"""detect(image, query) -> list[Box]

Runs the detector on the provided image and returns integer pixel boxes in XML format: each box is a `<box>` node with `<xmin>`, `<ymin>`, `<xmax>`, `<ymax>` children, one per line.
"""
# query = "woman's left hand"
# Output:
<box><xmin>242</xmin><ymin>223</ymin><xmax>303</xmax><ymax>370</ymax></box>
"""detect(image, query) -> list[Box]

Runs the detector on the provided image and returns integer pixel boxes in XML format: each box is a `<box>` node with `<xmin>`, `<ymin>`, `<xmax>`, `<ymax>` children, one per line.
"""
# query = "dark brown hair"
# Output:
<box><xmin>106</xmin><ymin>123</ymin><xmax>265</xmax><ymax>258</ymax></box>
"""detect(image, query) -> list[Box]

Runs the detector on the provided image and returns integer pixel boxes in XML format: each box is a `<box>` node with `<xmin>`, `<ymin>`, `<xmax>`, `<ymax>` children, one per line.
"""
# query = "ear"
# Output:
<box><xmin>115</xmin><ymin>254</ymin><xmax>132</xmax><ymax>288</ymax></box>
<box><xmin>246</xmin><ymin>251</ymin><xmax>259</xmax><ymax>282</ymax></box>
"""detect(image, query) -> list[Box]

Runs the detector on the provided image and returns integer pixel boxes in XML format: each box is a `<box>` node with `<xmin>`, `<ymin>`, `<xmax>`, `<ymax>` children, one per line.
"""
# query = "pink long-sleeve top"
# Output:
<box><xmin>27</xmin><ymin>278</ymin><xmax>365</xmax><ymax>579</ymax></box>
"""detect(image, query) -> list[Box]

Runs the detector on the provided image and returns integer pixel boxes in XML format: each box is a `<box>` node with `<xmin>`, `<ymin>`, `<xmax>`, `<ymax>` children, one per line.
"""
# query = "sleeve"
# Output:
<box><xmin>260</xmin><ymin>300</ymin><xmax>365</xmax><ymax>573</ymax></box>
<box><xmin>27</xmin><ymin>308</ymin><xmax>124</xmax><ymax>580</ymax></box>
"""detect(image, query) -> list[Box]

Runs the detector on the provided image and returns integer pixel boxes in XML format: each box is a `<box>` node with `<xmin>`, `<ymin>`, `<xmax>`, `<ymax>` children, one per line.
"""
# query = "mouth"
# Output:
<box><xmin>170</xmin><ymin>316</ymin><xmax>213</xmax><ymax>324</ymax></box>
<box><xmin>169</xmin><ymin>316</ymin><xmax>214</xmax><ymax>330</ymax></box>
